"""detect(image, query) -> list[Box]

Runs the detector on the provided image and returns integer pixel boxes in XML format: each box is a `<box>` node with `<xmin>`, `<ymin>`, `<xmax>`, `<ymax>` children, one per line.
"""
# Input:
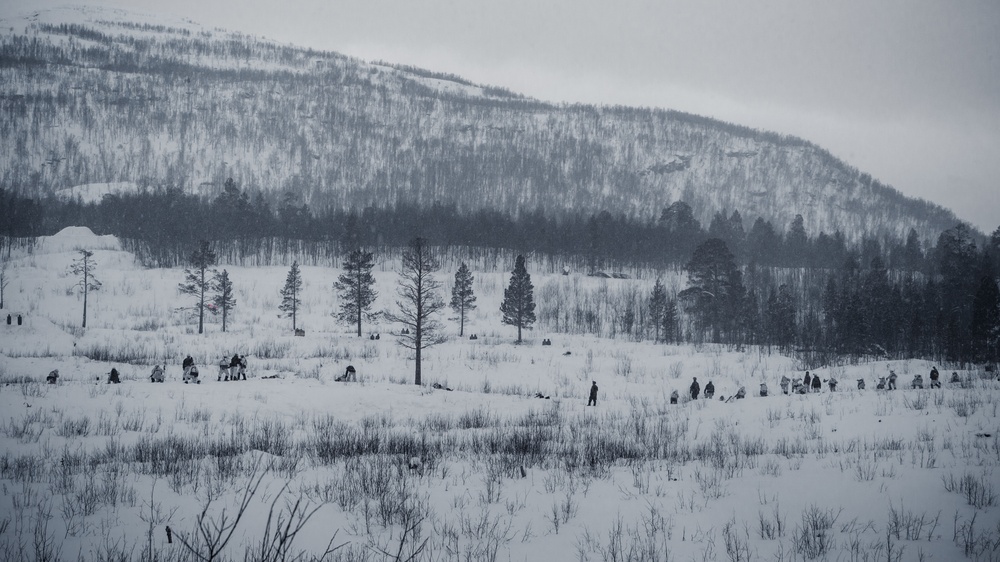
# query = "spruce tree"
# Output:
<box><xmin>500</xmin><ymin>255</ymin><xmax>536</xmax><ymax>343</ymax></box>
<box><xmin>450</xmin><ymin>262</ymin><xmax>476</xmax><ymax>336</ymax></box>
<box><xmin>178</xmin><ymin>240</ymin><xmax>217</xmax><ymax>334</ymax></box>
<box><xmin>649</xmin><ymin>278</ymin><xmax>667</xmax><ymax>342</ymax></box>
<box><xmin>334</xmin><ymin>249</ymin><xmax>378</xmax><ymax>336</ymax></box>
<box><xmin>279</xmin><ymin>261</ymin><xmax>303</xmax><ymax>332</ymax></box>
<box><xmin>211</xmin><ymin>269</ymin><xmax>236</xmax><ymax>332</ymax></box>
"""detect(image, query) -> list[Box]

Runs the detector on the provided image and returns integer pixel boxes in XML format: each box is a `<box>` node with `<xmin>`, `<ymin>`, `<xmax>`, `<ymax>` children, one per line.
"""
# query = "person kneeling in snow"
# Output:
<box><xmin>780</xmin><ymin>376</ymin><xmax>790</xmax><ymax>395</ymax></box>
<box><xmin>911</xmin><ymin>374</ymin><xmax>923</xmax><ymax>389</ymax></box>
<box><xmin>150</xmin><ymin>365</ymin><xmax>164</xmax><ymax>383</ymax></box>
<box><xmin>670</xmin><ymin>389</ymin><xmax>679</xmax><ymax>404</ymax></box>
<box><xmin>183</xmin><ymin>365</ymin><xmax>200</xmax><ymax>384</ymax></box>
<box><xmin>335</xmin><ymin>365</ymin><xmax>357</xmax><ymax>382</ymax></box>
<box><xmin>735</xmin><ymin>386</ymin><xmax>746</xmax><ymax>399</ymax></box>
<box><xmin>47</xmin><ymin>370</ymin><xmax>59</xmax><ymax>384</ymax></box>
<box><xmin>107</xmin><ymin>368</ymin><xmax>120</xmax><ymax>384</ymax></box>
<box><xmin>759</xmin><ymin>382</ymin><xmax>768</xmax><ymax>397</ymax></box>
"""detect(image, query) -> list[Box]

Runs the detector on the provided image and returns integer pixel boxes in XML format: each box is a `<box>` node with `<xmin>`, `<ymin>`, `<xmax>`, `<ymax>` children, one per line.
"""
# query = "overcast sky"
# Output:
<box><xmin>7</xmin><ymin>0</ymin><xmax>999</xmax><ymax>232</ymax></box>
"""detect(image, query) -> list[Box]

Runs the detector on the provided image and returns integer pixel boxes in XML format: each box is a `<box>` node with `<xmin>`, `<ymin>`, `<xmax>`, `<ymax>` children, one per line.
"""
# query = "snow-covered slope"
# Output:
<box><xmin>0</xmin><ymin>5</ymin><xmax>964</xmax><ymax>242</ymax></box>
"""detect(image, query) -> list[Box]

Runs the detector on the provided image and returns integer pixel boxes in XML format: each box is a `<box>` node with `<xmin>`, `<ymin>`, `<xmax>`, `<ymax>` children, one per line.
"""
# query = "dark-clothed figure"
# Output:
<box><xmin>759</xmin><ymin>382</ymin><xmax>768</xmax><ymax>397</ymax></box>
<box><xmin>888</xmin><ymin>371</ymin><xmax>898</xmax><ymax>390</ymax></box>
<box><xmin>704</xmin><ymin>381</ymin><xmax>715</xmax><ymax>399</ymax></box>
<box><xmin>47</xmin><ymin>369</ymin><xmax>59</xmax><ymax>384</ymax></box>
<box><xmin>670</xmin><ymin>390</ymin><xmax>679</xmax><ymax>404</ymax></box>
<box><xmin>588</xmin><ymin>381</ymin><xmax>598</xmax><ymax>406</ymax></box>
<box><xmin>804</xmin><ymin>372</ymin><xmax>812</xmax><ymax>389</ymax></box>
<box><xmin>735</xmin><ymin>386</ymin><xmax>746</xmax><ymax>399</ymax></box>
<box><xmin>108</xmin><ymin>368</ymin><xmax>120</xmax><ymax>384</ymax></box>
<box><xmin>230</xmin><ymin>354</ymin><xmax>241</xmax><ymax>381</ymax></box>
<box><xmin>690</xmin><ymin>377</ymin><xmax>700</xmax><ymax>400</ymax></box>
<box><xmin>857</xmin><ymin>378</ymin><xmax>865</xmax><ymax>390</ymax></box>
<box><xmin>929</xmin><ymin>367</ymin><xmax>940</xmax><ymax>388</ymax></box>
<box><xmin>811</xmin><ymin>374</ymin><xmax>822</xmax><ymax>392</ymax></box>
<box><xmin>950</xmin><ymin>372</ymin><xmax>961</xmax><ymax>384</ymax></box>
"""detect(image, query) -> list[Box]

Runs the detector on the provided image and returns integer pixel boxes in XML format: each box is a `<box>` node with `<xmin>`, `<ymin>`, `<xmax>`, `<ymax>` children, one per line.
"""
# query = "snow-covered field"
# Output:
<box><xmin>1</xmin><ymin>228</ymin><xmax>998</xmax><ymax>561</ymax></box>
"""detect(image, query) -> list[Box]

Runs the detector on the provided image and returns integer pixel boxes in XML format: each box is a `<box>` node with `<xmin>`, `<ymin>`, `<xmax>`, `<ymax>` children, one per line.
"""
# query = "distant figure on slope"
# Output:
<box><xmin>876</xmin><ymin>376</ymin><xmax>886</xmax><ymax>390</ymax></box>
<box><xmin>735</xmin><ymin>386</ymin><xmax>746</xmax><ymax>399</ymax></box>
<box><xmin>811</xmin><ymin>374</ymin><xmax>822</xmax><ymax>392</ymax></box>
<box><xmin>827</xmin><ymin>377</ymin><xmax>837</xmax><ymax>392</ymax></box>
<box><xmin>690</xmin><ymin>377</ymin><xmax>700</xmax><ymax>400</ymax></box>
<box><xmin>950</xmin><ymin>371</ymin><xmax>961</xmax><ymax>384</ymax></box>
<box><xmin>887</xmin><ymin>371</ymin><xmax>897</xmax><ymax>390</ymax></box>
<box><xmin>237</xmin><ymin>355</ymin><xmax>247</xmax><ymax>380</ymax></box>
<box><xmin>46</xmin><ymin>369</ymin><xmax>59</xmax><ymax>384</ymax></box>
<box><xmin>218</xmin><ymin>356</ymin><xmax>230</xmax><ymax>381</ymax></box>
<box><xmin>704</xmin><ymin>381</ymin><xmax>715</xmax><ymax>399</ymax></box>
<box><xmin>857</xmin><ymin>378</ymin><xmax>865</xmax><ymax>390</ymax></box>
<box><xmin>670</xmin><ymin>389</ymin><xmax>679</xmax><ymax>404</ymax></box>
<box><xmin>780</xmin><ymin>376</ymin><xmax>790</xmax><ymax>395</ymax></box>
<box><xmin>587</xmin><ymin>381</ymin><xmax>598</xmax><ymax>406</ymax></box>
<box><xmin>150</xmin><ymin>365</ymin><xmax>164</xmax><ymax>383</ymax></box>
<box><xmin>759</xmin><ymin>382</ymin><xmax>768</xmax><ymax>397</ymax></box>
<box><xmin>911</xmin><ymin>374</ymin><xmax>923</xmax><ymax>389</ymax></box>
<box><xmin>803</xmin><ymin>372</ymin><xmax>812</xmax><ymax>389</ymax></box>
<box><xmin>107</xmin><ymin>368</ymin><xmax>120</xmax><ymax>384</ymax></box>
<box><xmin>929</xmin><ymin>367</ymin><xmax>940</xmax><ymax>389</ymax></box>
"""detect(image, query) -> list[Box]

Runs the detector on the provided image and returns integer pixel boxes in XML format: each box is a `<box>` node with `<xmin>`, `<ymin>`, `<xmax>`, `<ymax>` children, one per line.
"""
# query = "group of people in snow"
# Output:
<box><xmin>657</xmin><ymin>365</ymin><xmax>967</xmax><ymax>406</ymax></box>
<box><xmin>217</xmin><ymin>354</ymin><xmax>248</xmax><ymax>381</ymax></box>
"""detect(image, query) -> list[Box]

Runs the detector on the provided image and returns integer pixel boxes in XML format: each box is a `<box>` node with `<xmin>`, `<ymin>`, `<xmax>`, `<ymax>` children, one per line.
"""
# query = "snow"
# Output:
<box><xmin>1</xmin><ymin>231</ymin><xmax>998</xmax><ymax>560</ymax></box>
<box><xmin>54</xmin><ymin>182</ymin><xmax>139</xmax><ymax>205</ymax></box>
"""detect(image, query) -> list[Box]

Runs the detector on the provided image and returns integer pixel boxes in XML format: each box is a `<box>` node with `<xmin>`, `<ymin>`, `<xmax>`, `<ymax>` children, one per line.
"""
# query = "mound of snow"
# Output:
<box><xmin>55</xmin><ymin>182</ymin><xmax>139</xmax><ymax>204</ymax></box>
<box><xmin>37</xmin><ymin>226</ymin><xmax>121</xmax><ymax>254</ymax></box>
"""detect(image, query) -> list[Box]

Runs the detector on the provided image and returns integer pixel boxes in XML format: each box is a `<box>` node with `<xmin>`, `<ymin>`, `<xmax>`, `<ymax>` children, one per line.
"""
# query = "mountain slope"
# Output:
<box><xmin>0</xmin><ymin>5</ymin><xmax>963</xmax><ymax>242</ymax></box>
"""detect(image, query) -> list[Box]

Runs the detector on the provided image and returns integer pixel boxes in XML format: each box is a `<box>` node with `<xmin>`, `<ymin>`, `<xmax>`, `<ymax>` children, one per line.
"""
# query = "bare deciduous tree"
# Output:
<box><xmin>386</xmin><ymin>237</ymin><xmax>446</xmax><ymax>385</ymax></box>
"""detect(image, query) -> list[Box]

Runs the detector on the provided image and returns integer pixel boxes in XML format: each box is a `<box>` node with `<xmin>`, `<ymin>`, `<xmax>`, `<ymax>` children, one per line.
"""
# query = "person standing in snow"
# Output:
<box><xmin>780</xmin><ymin>376</ymin><xmax>790</xmax><ymax>395</ymax></box>
<box><xmin>929</xmin><ymin>367</ymin><xmax>940</xmax><ymax>388</ymax></box>
<box><xmin>670</xmin><ymin>389</ymin><xmax>679</xmax><ymax>404</ymax></box>
<box><xmin>704</xmin><ymin>380</ymin><xmax>715</xmax><ymax>399</ymax></box>
<box><xmin>803</xmin><ymin>371</ymin><xmax>812</xmax><ymax>388</ymax></box>
<box><xmin>218</xmin><ymin>356</ymin><xmax>230</xmax><ymax>381</ymax></box>
<box><xmin>107</xmin><ymin>368</ymin><xmax>120</xmax><ymax>384</ymax></box>
<box><xmin>690</xmin><ymin>377</ymin><xmax>700</xmax><ymax>400</ymax></box>
<box><xmin>237</xmin><ymin>355</ymin><xmax>247</xmax><ymax>380</ymax></box>
<box><xmin>887</xmin><ymin>370</ymin><xmax>898</xmax><ymax>390</ymax></box>
<box><xmin>827</xmin><ymin>377</ymin><xmax>837</xmax><ymax>391</ymax></box>
<box><xmin>811</xmin><ymin>373</ymin><xmax>822</xmax><ymax>392</ymax></box>
<box><xmin>587</xmin><ymin>381</ymin><xmax>598</xmax><ymax>406</ymax></box>
<box><xmin>229</xmin><ymin>353</ymin><xmax>241</xmax><ymax>381</ymax></box>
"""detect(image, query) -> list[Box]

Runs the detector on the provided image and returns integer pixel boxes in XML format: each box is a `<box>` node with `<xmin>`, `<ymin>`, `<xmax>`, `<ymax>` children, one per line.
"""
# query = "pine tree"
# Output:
<box><xmin>500</xmin><ymin>254</ymin><xmax>536</xmax><ymax>343</ymax></box>
<box><xmin>649</xmin><ymin>278</ymin><xmax>667</xmax><ymax>342</ymax></box>
<box><xmin>211</xmin><ymin>269</ymin><xmax>236</xmax><ymax>332</ymax></box>
<box><xmin>0</xmin><ymin>258</ymin><xmax>9</xmax><ymax>310</ymax></box>
<box><xmin>662</xmin><ymin>298</ymin><xmax>679</xmax><ymax>344</ymax></box>
<box><xmin>69</xmin><ymin>249</ymin><xmax>101</xmax><ymax>328</ymax></box>
<box><xmin>386</xmin><ymin>237</ymin><xmax>446</xmax><ymax>385</ymax></box>
<box><xmin>334</xmin><ymin>249</ymin><xmax>378</xmax><ymax>336</ymax></box>
<box><xmin>178</xmin><ymin>240</ymin><xmax>217</xmax><ymax>334</ymax></box>
<box><xmin>279</xmin><ymin>261</ymin><xmax>303</xmax><ymax>332</ymax></box>
<box><xmin>450</xmin><ymin>262</ymin><xmax>476</xmax><ymax>336</ymax></box>
<box><xmin>679</xmin><ymin>238</ymin><xmax>744</xmax><ymax>343</ymax></box>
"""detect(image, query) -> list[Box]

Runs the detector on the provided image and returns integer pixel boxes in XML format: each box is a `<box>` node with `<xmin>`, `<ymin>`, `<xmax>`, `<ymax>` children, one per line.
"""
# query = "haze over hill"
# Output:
<box><xmin>0</xmin><ymin>5</ymin><xmax>970</xmax><ymax>243</ymax></box>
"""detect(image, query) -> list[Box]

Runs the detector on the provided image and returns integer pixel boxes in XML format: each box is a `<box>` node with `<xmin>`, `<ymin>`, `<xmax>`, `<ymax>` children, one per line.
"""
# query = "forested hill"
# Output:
<box><xmin>0</xmin><ymin>5</ymin><xmax>964</xmax><ymax>242</ymax></box>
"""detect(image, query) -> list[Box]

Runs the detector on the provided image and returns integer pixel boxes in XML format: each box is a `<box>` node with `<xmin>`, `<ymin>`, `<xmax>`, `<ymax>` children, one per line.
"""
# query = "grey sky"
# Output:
<box><xmin>8</xmin><ymin>0</ymin><xmax>1000</xmax><ymax>232</ymax></box>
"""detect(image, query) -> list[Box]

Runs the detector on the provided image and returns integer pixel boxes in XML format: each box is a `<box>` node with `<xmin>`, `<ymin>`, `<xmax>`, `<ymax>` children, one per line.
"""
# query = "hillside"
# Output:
<box><xmin>0</xmin><ymin>5</ymin><xmax>964</xmax><ymax>242</ymax></box>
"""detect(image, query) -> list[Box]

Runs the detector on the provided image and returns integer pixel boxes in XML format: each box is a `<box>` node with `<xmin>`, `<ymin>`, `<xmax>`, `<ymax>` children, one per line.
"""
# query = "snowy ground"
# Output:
<box><xmin>0</xmin><ymin>227</ymin><xmax>998</xmax><ymax>561</ymax></box>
